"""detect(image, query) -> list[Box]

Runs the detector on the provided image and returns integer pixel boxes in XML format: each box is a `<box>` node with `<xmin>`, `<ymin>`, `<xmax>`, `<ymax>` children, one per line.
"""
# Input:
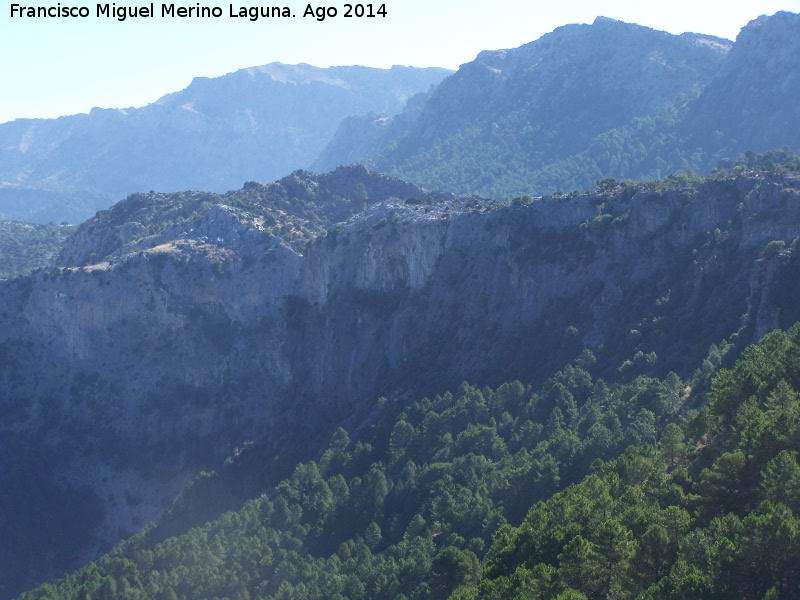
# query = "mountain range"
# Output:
<box><xmin>4</xmin><ymin>12</ymin><xmax>800</xmax><ymax>228</ymax></box>
<box><xmin>0</xmin><ymin>12</ymin><xmax>800</xmax><ymax>230</ymax></box>
<box><xmin>314</xmin><ymin>12</ymin><xmax>800</xmax><ymax>198</ymax></box>
<box><xmin>0</xmin><ymin>64</ymin><xmax>450</xmax><ymax>224</ymax></box>
<box><xmin>3</xmin><ymin>9</ymin><xmax>800</xmax><ymax>600</ymax></box>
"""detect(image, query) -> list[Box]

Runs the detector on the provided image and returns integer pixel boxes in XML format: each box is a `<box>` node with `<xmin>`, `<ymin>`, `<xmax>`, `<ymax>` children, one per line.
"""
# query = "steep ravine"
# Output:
<box><xmin>1</xmin><ymin>171</ymin><xmax>800</xmax><ymax>597</ymax></box>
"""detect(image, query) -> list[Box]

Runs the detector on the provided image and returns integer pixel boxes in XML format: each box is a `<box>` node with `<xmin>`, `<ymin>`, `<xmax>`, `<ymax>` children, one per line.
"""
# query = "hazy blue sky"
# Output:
<box><xmin>1</xmin><ymin>0</ymin><xmax>797</xmax><ymax>123</ymax></box>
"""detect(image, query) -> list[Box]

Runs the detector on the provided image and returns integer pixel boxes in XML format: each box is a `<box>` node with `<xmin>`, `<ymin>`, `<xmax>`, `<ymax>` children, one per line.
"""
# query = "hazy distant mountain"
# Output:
<box><xmin>314</xmin><ymin>12</ymin><xmax>800</xmax><ymax>196</ymax></box>
<box><xmin>0</xmin><ymin>63</ymin><xmax>451</xmax><ymax>223</ymax></box>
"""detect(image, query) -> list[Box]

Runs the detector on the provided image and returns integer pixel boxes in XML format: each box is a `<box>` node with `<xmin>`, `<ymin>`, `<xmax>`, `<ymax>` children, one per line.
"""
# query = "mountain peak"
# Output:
<box><xmin>733</xmin><ymin>9</ymin><xmax>800</xmax><ymax>54</ymax></box>
<box><xmin>315</xmin><ymin>14</ymin><xmax>732</xmax><ymax>193</ymax></box>
<box><xmin>592</xmin><ymin>15</ymin><xmax>634</xmax><ymax>28</ymax></box>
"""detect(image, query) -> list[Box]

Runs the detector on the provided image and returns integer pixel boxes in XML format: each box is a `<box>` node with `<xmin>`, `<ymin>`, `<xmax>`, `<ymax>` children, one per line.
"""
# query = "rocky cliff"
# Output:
<box><xmin>55</xmin><ymin>165</ymin><xmax>439</xmax><ymax>267</ymax></box>
<box><xmin>2</xmin><ymin>167</ymin><xmax>800</xmax><ymax>597</ymax></box>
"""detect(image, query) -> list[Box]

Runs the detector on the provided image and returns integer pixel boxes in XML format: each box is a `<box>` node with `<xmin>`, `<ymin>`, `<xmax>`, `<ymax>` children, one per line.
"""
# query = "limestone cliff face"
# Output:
<box><xmin>2</xmin><ymin>171</ymin><xmax>800</xmax><ymax>596</ymax></box>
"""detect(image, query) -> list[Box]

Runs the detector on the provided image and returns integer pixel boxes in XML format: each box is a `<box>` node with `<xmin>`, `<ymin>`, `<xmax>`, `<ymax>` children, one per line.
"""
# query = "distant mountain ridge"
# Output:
<box><xmin>0</xmin><ymin>63</ymin><xmax>451</xmax><ymax>223</ymax></box>
<box><xmin>6</xmin><ymin>13</ymin><xmax>799</xmax><ymax>225</ymax></box>
<box><xmin>313</xmin><ymin>12</ymin><xmax>800</xmax><ymax>197</ymax></box>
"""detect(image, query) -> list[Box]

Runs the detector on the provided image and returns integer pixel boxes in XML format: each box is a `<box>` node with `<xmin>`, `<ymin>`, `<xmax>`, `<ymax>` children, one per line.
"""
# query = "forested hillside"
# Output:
<box><xmin>455</xmin><ymin>324</ymin><xmax>800</xmax><ymax>600</ymax></box>
<box><xmin>314</xmin><ymin>12</ymin><xmax>800</xmax><ymax>200</ymax></box>
<box><xmin>0</xmin><ymin>221</ymin><xmax>74</xmax><ymax>279</ymax></box>
<box><xmin>6</xmin><ymin>153</ymin><xmax>800</xmax><ymax>600</ymax></box>
<box><xmin>17</xmin><ymin>320</ymin><xmax>800</xmax><ymax>600</ymax></box>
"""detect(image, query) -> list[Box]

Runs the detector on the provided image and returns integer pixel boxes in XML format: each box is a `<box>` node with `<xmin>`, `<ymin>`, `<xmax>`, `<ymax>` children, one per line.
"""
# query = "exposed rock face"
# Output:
<box><xmin>56</xmin><ymin>165</ymin><xmax>439</xmax><ymax>267</ymax></box>
<box><xmin>0</xmin><ymin>64</ymin><xmax>451</xmax><ymax>223</ymax></box>
<box><xmin>2</xmin><ymin>171</ymin><xmax>800</xmax><ymax>597</ymax></box>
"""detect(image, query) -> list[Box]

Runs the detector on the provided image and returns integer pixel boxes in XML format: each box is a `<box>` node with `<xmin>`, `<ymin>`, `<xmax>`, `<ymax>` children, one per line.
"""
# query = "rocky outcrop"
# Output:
<box><xmin>2</xmin><ymin>171</ymin><xmax>800</xmax><ymax>597</ymax></box>
<box><xmin>311</xmin><ymin>113</ymin><xmax>399</xmax><ymax>173</ymax></box>
<box><xmin>56</xmin><ymin>166</ymin><xmax>440</xmax><ymax>267</ymax></box>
